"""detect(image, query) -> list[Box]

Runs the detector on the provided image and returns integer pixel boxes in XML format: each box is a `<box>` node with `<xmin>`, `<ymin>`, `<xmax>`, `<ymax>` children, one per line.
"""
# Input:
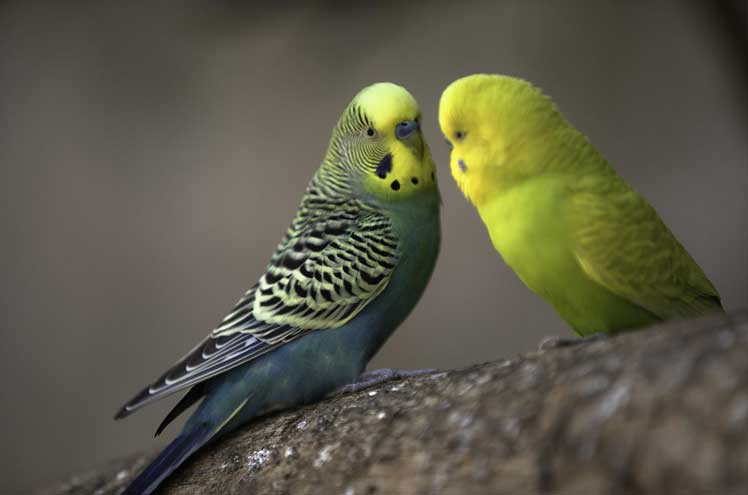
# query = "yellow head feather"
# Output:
<box><xmin>439</xmin><ymin>74</ymin><xmax>566</xmax><ymax>206</ymax></box>
<box><xmin>348</xmin><ymin>83</ymin><xmax>437</xmax><ymax>202</ymax></box>
<box><xmin>354</xmin><ymin>83</ymin><xmax>420</xmax><ymax>131</ymax></box>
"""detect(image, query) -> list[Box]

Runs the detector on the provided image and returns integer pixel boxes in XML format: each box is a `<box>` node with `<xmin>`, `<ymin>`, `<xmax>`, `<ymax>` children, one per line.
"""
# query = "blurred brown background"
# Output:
<box><xmin>2</xmin><ymin>0</ymin><xmax>747</xmax><ymax>492</ymax></box>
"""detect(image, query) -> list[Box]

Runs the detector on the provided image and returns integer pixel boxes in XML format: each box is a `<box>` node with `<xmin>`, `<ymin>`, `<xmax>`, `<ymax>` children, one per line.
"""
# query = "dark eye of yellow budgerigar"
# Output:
<box><xmin>455</xmin><ymin>130</ymin><xmax>465</xmax><ymax>141</ymax></box>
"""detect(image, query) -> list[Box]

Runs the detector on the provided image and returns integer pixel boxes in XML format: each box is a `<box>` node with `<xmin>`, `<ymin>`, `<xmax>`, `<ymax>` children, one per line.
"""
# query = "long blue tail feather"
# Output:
<box><xmin>121</xmin><ymin>423</ymin><xmax>211</xmax><ymax>495</ymax></box>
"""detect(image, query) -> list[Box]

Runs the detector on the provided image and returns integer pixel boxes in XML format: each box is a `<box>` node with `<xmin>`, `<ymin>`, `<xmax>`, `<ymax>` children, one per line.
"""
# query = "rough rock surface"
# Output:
<box><xmin>36</xmin><ymin>311</ymin><xmax>748</xmax><ymax>495</ymax></box>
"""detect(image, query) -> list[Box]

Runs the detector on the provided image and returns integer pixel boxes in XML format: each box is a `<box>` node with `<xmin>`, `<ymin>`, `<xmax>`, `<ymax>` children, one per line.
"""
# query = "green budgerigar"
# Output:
<box><xmin>439</xmin><ymin>74</ymin><xmax>722</xmax><ymax>336</ymax></box>
<box><xmin>117</xmin><ymin>82</ymin><xmax>440</xmax><ymax>494</ymax></box>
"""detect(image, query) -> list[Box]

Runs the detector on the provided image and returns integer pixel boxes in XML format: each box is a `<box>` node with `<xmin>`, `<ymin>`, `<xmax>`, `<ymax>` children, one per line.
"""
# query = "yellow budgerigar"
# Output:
<box><xmin>439</xmin><ymin>74</ymin><xmax>723</xmax><ymax>336</ymax></box>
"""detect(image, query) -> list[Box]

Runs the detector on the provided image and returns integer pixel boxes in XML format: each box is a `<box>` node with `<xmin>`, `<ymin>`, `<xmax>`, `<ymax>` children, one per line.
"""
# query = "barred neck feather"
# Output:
<box><xmin>314</xmin><ymin>83</ymin><xmax>438</xmax><ymax>206</ymax></box>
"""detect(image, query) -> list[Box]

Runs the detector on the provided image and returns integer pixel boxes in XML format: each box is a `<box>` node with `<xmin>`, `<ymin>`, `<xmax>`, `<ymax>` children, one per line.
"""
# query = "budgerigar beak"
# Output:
<box><xmin>396</xmin><ymin>120</ymin><xmax>419</xmax><ymax>139</ymax></box>
<box><xmin>395</xmin><ymin>120</ymin><xmax>424</xmax><ymax>160</ymax></box>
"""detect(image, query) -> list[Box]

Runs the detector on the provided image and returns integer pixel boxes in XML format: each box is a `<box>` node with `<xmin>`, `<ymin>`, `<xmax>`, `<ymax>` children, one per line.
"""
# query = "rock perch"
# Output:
<box><xmin>36</xmin><ymin>311</ymin><xmax>748</xmax><ymax>495</ymax></box>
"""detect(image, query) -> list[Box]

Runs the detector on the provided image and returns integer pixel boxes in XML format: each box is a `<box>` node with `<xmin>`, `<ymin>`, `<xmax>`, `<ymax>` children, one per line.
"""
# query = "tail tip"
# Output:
<box><xmin>114</xmin><ymin>405</ymin><xmax>132</xmax><ymax>420</ymax></box>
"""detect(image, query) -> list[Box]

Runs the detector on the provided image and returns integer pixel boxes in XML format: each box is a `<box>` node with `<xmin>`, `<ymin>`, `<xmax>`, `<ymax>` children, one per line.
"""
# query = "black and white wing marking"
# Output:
<box><xmin>248</xmin><ymin>212</ymin><xmax>399</xmax><ymax>333</ymax></box>
<box><xmin>115</xmin><ymin>212</ymin><xmax>399</xmax><ymax>419</ymax></box>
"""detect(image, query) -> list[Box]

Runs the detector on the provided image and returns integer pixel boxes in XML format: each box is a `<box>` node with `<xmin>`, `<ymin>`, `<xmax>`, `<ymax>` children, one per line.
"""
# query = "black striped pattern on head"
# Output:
<box><xmin>316</xmin><ymin>103</ymin><xmax>392</xmax><ymax>194</ymax></box>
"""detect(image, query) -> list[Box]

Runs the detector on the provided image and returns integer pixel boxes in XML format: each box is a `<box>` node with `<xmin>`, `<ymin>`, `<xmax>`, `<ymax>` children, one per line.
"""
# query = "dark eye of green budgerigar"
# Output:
<box><xmin>366</xmin><ymin>127</ymin><xmax>376</xmax><ymax>137</ymax></box>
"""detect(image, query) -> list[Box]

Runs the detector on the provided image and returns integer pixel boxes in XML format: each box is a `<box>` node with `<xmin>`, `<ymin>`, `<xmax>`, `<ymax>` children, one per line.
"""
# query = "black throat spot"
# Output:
<box><xmin>376</xmin><ymin>154</ymin><xmax>393</xmax><ymax>179</ymax></box>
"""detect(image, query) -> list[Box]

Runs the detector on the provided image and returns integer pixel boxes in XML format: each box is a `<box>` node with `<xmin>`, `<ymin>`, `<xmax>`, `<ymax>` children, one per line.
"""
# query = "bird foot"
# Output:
<box><xmin>538</xmin><ymin>333</ymin><xmax>608</xmax><ymax>351</ymax></box>
<box><xmin>332</xmin><ymin>368</ymin><xmax>437</xmax><ymax>396</ymax></box>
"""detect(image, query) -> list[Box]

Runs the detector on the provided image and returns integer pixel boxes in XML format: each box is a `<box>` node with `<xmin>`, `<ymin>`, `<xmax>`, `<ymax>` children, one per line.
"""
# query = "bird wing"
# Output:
<box><xmin>116</xmin><ymin>210</ymin><xmax>399</xmax><ymax>418</ymax></box>
<box><xmin>568</xmin><ymin>175</ymin><xmax>722</xmax><ymax>320</ymax></box>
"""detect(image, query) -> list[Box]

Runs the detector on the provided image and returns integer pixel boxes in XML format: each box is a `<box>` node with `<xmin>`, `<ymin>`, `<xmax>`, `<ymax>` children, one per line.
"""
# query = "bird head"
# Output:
<box><xmin>323</xmin><ymin>82</ymin><xmax>438</xmax><ymax>203</ymax></box>
<box><xmin>439</xmin><ymin>74</ymin><xmax>564</xmax><ymax>206</ymax></box>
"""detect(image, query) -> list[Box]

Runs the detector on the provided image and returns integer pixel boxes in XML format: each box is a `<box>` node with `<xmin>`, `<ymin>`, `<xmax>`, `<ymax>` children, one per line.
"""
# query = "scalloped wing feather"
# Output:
<box><xmin>569</xmin><ymin>175</ymin><xmax>722</xmax><ymax>320</ymax></box>
<box><xmin>116</xmin><ymin>200</ymin><xmax>399</xmax><ymax>419</ymax></box>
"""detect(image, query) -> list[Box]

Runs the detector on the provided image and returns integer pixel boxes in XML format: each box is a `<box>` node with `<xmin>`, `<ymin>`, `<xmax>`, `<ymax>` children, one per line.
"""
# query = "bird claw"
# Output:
<box><xmin>331</xmin><ymin>368</ymin><xmax>438</xmax><ymax>396</ymax></box>
<box><xmin>538</xmin><ymin>333</ymin><xmax>608</xmax><ymax>351</ymax></box>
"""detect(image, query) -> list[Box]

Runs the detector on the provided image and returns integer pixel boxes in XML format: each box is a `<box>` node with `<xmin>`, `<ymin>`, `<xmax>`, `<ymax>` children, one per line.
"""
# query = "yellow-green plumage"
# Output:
<box><xmin>439</xmin><ymin>74</ymin><xmax>722</xmax><ymax>336</ymax></box>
